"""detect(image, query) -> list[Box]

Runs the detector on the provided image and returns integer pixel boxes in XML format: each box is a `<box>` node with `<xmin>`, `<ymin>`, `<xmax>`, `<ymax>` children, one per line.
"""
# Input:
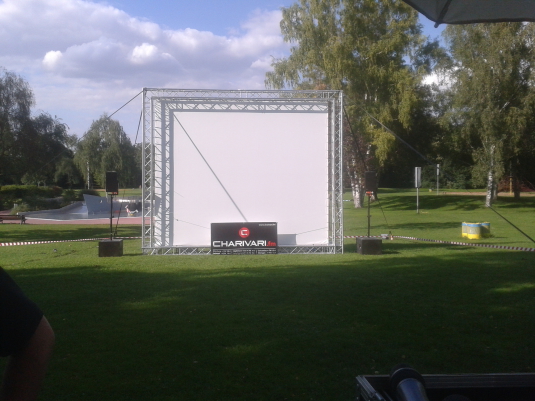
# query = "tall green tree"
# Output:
<box><xmin>19</xmin><ymin>113</ymin><xmax>71</xmax><ymax>186</ymax></box>
<box><xmin>0</xmin><ymin>67</ymin><xmax>34</xmax><ymax>184</ymax></box>
<box><xmin>265</xmin><ymin>0</ymin><xmax>437</xmax><ymax>206</ymax></box>
<box><xmin>441</xmin><ymin>23</ymin><xmax>535</xmax><ymax>206</ymax></box>
<box><xmin>54</xmin><ymin>134</ymin><xmax>83</xmax><ymax>188</ymax></box>
<box><xmin>74</xmin><ymin>115</ymin><xmax>140</xmax><ymax>189</ymax></box>
<box><xmin>0</xmin><ymin>67</ymin><xmax>76</xmax><ymax>186</ymax></box>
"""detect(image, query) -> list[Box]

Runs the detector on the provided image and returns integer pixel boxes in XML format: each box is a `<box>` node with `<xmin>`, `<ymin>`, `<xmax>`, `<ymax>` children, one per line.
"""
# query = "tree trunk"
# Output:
<box><xmin>513</xmin><ymin>177</ymin><xmax>521</xmax><ymax>199</ymax></box>
<box><xmin>485</xmin><ymin>144</ymin><xmax>496</xmax><ymax>207</ymax></box>
<box><xmin>485</xmin><ymin>168</ymin><xmax>494</xmax><ymax>207</ymax></box>
<box><xmin>350</xmin><ymin>172</ymin><xmax>364</xmax><ymax>208</ymax></box>
<box><xmin>492</xmin><ymin>180</ymin><xmax>498</xmax><ymax>201</ymax></box>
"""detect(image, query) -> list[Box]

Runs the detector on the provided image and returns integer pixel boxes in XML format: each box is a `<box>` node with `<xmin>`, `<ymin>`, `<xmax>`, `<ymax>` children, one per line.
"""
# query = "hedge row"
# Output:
<box><xmin>0</xmin><ymin>186</ymin><xmax>101</xmax><ymax>211</ymax></box>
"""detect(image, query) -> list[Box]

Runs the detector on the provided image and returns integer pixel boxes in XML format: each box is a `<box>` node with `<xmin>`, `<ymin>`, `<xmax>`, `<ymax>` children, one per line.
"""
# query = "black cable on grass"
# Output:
<box><xmin>489</xmin><ymin>206</ymin><xmax>535</xmax><ymax>244</ymax></box>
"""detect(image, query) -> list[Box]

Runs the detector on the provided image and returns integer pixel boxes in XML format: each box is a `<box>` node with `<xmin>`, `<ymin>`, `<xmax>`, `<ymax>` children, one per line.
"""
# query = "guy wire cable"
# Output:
<box><xmin>374</xmin><ymin>195</ymin><xmax>392</xmax><ymax>237</ymax></box>
<box><xmin>115</xmin><ymin>110</ymin><xmax>143</xmax><ymax>236</ymax></box>
<box><xmin>342</xmin><ymin>106</ymin><xmax>368</xmax><ymax>171</ymax></box>
<box><xmin>174</xmin><ymin>114</ymin><xmax>248</xmax><ymax>222</ymax></box>
<box><xmin>108</xmin><ymin>90</ymin><xmax>143</xmax><ymax>119</ymax></box>
<box><xmin>352</xmin><ymin>99</ymin><xmax>457</xmax><ymax>182</ymax></box>
<box><xmin>35</xmin><ymin>90</ymin><xmax>143</xmax><ymax>176</ymax></box>
<box><xmin>488</xmin><ymin>205</ymin><xmax>535</xmax><ymax>244</ymax></box>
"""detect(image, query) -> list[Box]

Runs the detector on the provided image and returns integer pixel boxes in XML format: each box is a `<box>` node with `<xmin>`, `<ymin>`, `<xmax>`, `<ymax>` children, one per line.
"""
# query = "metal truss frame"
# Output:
<box><xmin>142</xmin><ymin>88</ymin><xmax>343</xmax><ymax>255</ymax></box>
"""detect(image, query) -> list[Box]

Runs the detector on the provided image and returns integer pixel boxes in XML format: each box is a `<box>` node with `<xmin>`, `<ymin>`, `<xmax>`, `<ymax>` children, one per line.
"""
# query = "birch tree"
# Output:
<box><xmin>74</xmin><ymin>115</ymin><xmax>140</xmax><ymax>189</ymax></box>
<box><xmin>442</xmin><ymin>23</ymin><xmax>535</xmax><ymax>206</ymax></box>
<box><xmin>265</xmin><ymin>0</ymin><xmax>433</xmax><ymax>207</ymax></box>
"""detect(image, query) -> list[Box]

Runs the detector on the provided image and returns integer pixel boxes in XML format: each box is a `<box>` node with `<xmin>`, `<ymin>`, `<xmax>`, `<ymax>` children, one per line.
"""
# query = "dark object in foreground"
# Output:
<box><xmin>99</xmin><ymin>239</ymin><xmax>123</xmax><ymax>257</ymax></box>
<box><xmin>389</xmin><ymin>364</ymin><xmax>429</xmax><ymax>401</ymax></box>
<box><xmin>400</xmin><ymin>0</ymin><xmax>535</xmax><ymax>28</ymax></box>
<box><xmin>357</xmin><ymin>367</ymin><xmax>535</xmax><ymax>401</ymax></box>
<box><xmin>357</xmin><ymin>237</ymin><xmax>382</xmax><ymax>255</ymax></box>
<box><xmin>1</xmin><ymin>267</ymin><xmax>55</xmax><ymax>400</ymax></box>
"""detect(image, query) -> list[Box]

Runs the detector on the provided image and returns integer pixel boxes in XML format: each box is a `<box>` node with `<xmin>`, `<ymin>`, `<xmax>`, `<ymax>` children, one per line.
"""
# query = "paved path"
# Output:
<box><xmin>0</xmin><ymin>209</ymin><xmax>146</xmax><ymax>225</ymax></box>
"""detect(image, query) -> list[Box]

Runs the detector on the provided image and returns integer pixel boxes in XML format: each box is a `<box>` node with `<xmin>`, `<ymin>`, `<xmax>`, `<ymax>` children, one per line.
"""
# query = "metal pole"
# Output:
<box><xmin>416</xmin><ymin>187</ymin><xmax>419</xmax><ymax>214</ymax></box>
<box><xmin>436</xmin><ymin>164</ymin><xmax>440</xmax><ymax>195</ymax></box>
<box><xmin>109</xmin><ymin>193</ymin><xmax>113</xmax><ymax>240</ymax></box>
<box><xmin>367</xmin><ymin>193</ymin><xmax>371</xmax><ymax>237</ymax></box>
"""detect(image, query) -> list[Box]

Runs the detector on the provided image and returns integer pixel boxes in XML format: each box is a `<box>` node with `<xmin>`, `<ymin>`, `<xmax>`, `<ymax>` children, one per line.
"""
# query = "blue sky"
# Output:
<box><xmin>0</xmin><ymin>0</ymin><xmax>444</xmax><ymax>141</ymax></box>
<box><xmin>105</xmin><ymin>1</ymin><xmax>444</xmax><ymax>38</ymax></box>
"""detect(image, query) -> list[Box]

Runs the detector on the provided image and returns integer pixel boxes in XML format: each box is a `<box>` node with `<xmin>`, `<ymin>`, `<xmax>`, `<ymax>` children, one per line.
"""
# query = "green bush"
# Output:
<box><xmin>10</xmin><ymin>202</ymin><xmax>32</xmax><ymax>214</ymax></box>
<box><xmin>62</xmin><ymin>189</ymin><xmax>78</xmax><ymax>204</ymax></box>
<box><xmin>11</xmin><ymin>197</ymin><xmax>61</xmax><ymax>214</ymax></box>
<box><xmin>0</xmin><ymin>185</ymin><xmax>63</xmax><ymax>199</ymax></box>
<box><xmin>76</xmin><ymin>189</ymin><xmax>101</xmax><ymax>200</ymax></box>
<box><xmin>420</xmin><ymin>163</ymin><xmax>472</xmax><ymax>190</ymax></box>
<box><xmin>0</xmin><ymin>185</ymin><xmax>64</xmax><ymax>212</ymax></box>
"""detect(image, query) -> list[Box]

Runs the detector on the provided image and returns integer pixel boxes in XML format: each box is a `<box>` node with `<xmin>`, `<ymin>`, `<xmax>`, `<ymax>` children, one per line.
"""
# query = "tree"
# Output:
<box><xmin>0</xmin><ymin>67</ymin><xmax>78</xmax><ymax>186</ymax></box>
<box><xmin>265</xmin><ymin>0</ymin><xmax>437</xmax><ymax>207</ymax></box>
<box><xmin>0</xmin><ymin>67</ymin><xmax>34</xmax><ymax>184</ymax></box>
<box><xmin>441</xmin><ymin>23</ymin><xmax>535</xmax><ymax>206</ymax></box>
<box><xmin>21</xmin><ymin>113</ymin><xmax>71</xmax><ymax>186</ymax></box>
<box><xmin>74</xmin><ymin>115</ymin><xmax>141</xmax><ymax>189</ymax></box>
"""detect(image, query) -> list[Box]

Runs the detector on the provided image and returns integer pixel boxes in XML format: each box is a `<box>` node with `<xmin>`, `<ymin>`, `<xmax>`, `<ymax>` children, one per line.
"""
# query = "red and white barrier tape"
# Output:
<box><xmin>2</xmin><ymin>235</ymin><xmax>533</xmax><ymax>252</ymax></box>
<box><xmin>392</xmin><ymin>235</ymin><xmax>535</xmax><ymax>252</ymax></box>
<box><xmin>344</xmin><ymin>235</ymin><xmax>535</xmax><ymax>252</ymax></box>
<box><xmin>0</xmin><ymin>237</ymin><xmax>141</xmax><ymax>247</ymax></box>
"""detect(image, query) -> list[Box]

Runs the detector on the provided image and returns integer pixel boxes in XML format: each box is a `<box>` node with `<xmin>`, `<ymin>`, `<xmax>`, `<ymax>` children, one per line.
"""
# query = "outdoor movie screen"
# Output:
<box><xmin>170</xmin><ymin>109</ymin><xmax>329</xmax><ymax>247</ymax></box>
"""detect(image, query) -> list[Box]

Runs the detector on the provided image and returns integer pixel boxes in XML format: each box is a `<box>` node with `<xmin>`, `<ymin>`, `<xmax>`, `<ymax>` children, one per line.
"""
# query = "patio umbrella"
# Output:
<box><xmin>401</xmin><ymin>0</ymin><xmax>535</xmax><ymax>27</ymax></box>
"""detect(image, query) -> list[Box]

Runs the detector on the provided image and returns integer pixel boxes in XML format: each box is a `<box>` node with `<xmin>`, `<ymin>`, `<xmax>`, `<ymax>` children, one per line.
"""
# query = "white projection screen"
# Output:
<box><xmin>142</xmin><ymin>89</ymin><xmax>343</xmax><ymax>255</ymax></box>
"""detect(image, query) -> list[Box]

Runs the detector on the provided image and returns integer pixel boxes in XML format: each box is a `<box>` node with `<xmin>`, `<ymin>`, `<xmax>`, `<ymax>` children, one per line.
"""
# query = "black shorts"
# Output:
<box><xmin>0</xmin><ymin>267</ymin><xmax>43</xmax><ymax>357</ymax></box>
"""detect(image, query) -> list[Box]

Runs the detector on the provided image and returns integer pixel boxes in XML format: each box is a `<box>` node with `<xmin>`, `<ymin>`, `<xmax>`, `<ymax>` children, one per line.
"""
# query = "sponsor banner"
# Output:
<box><xmin>211</xmin><ymin>222</ymin><xmax>277</xmax><ymax>255</ymax></box>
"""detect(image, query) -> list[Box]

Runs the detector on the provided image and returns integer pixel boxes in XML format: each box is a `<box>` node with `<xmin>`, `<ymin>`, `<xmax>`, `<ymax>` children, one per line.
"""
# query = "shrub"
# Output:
<box><xmin>76</xmin><ymin>189</ymin><xmax>101</xmax><ymax>200</ymax></box>
<box><xmin>0</xmin><ymin>185</ymin><xmax>63</xmax><ymax>199</ymax></box>
<box><xmin>62</xmin><ymin>189</ymin><xmax>78</xmax><ymax>204</ymax></box>
<box><xmin>0</xmin><ymin>185</ymin><xmax>64</xmax><ymax>212</ymax></box>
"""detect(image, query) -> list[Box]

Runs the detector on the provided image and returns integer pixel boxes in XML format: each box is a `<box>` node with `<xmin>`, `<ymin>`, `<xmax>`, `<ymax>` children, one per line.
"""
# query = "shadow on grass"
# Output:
<box><xmin>4</xmin><ymin>249</ymin><xmax>535</xmax><ymax>401</ymax></box>
<box><xmin>375</xmin><ymin>194</ymin><xmax>485</xmax><ymax>211</ymax></box>
<box><xmin>373</xmin><ymin>193</ymin><xmax>535</xmax><ymax>212</ymax></box>
<box><xmin>493</xmin><ymin>197</ymin><xmax>535</xmax><ymax>209</ymax></box>
<box><xmin>0</xmin><ymin>225</ymin><xmax>142</xmax><ymax>243</ymax></box>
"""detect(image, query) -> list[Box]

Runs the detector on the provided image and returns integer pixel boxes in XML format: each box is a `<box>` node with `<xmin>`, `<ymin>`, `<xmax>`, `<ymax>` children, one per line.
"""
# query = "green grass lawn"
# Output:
<box><xmin>345</xmin><ymin>189</ymin><xmax>535</xmax><ymax>248</ymax></box>
<box><xmin>0</xmin><ymin>190</ymin><xmax>534</xmax><ymax>400</ymax></box>
<box><xmin>93</xmin><ymin>188</ymin><xmax>142</xmax><ymax>197</ymax></box>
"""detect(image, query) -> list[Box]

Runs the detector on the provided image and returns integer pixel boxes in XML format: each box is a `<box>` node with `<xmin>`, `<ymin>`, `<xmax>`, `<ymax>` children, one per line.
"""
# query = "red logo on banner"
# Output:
<box><xmin>239</xmin><ymin>227</ymin><xmax>250</xmax><ymax>238</ymax></box>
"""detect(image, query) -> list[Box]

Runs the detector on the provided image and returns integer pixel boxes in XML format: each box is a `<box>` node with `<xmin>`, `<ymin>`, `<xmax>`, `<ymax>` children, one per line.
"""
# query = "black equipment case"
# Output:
<box><xmin>356</xmin><ymin>372</ymin><xmax>535</xmax><ymax>401</ymax></box>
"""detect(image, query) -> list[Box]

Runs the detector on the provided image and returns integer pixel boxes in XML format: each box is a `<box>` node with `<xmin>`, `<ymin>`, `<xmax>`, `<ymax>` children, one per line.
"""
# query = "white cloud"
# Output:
<box><xmin>0</xmin><ymin>0</ymin><xmax>291</xmax><ymax>138</ymax></box>
<box><xmin>43</xmin><ymin>51</ymin><xmax>63</xmax><ymax>69</ymax></box>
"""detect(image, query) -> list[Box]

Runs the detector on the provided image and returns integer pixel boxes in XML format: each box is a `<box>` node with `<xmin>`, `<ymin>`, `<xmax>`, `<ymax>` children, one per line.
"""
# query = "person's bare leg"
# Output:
<box><xmin>0</xmin><ymin>317</ymin><xmax>54</xmax><ymax>401</ymax></box>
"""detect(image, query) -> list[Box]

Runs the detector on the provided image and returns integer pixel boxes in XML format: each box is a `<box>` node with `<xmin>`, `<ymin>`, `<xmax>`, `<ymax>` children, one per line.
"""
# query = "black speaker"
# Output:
<box><xmin>99</xmin><ymin>239</ymin><xmax>123</xmax><ymax>257</ymax></box>
<box><xmin>357</xmin><ymin>237</ymin><xmax>382</xmax><ymax>255</ymax></box>
<box><xmin>106</xmin><ymin>171</ymin><xmax>118</xmax><ymax>194</ymax></box>
<box><xmin>365</xmin><ymin>171</ymin><xmax>377</xmax><ymax>192</ymax></box>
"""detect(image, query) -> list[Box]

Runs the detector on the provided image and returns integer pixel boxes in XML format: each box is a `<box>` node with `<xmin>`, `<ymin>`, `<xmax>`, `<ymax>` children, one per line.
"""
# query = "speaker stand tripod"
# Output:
<box><xmin>356</xmin><ymin>190</ymin><xmax>382</xmax><ymax>255</ymax></box>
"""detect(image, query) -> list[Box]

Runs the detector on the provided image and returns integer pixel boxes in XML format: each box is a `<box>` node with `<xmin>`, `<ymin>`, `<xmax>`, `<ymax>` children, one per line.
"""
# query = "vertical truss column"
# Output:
<box><xmin>333</xmin><ymin>92</ymin><xmax>344</xmax><ymax>253</ymax></box>
<box><xmin>142</xmin><ymin>89</ymin><xmax>152</xmax><ymax>252</ymax></box>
